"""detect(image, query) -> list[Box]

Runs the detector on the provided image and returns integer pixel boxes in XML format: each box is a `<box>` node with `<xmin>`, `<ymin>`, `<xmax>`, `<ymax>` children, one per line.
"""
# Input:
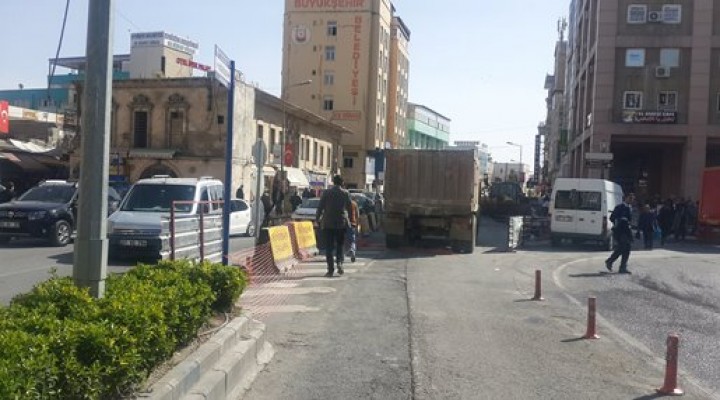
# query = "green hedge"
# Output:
<box><xmin>0</xmin><ymin>260</ymin><xmax>247</xmax><ymax>400</ymax></box>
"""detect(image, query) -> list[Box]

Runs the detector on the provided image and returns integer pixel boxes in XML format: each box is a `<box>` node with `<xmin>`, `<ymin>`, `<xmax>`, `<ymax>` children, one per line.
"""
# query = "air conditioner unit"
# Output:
<box><xmin>655</xmin><ymin>66</ymin><xmax>671</xmax><ymax>78</ymax></box>
<box><xmin>648</xmin><ymin>10</ymin><xmax>664</xmax><ymax>22</ymax></box>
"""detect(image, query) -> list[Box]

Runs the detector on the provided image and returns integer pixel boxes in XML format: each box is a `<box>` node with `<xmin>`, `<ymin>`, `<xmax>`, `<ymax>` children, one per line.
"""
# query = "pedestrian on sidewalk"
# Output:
<box><xmin>316</xmin><ymin>175</ymin><xmax>352</xmax><ymax>277</ymax></box>
<box><xmin>236</xmin><ymin>184</ymin><xmax>245</xmax><ymax>200</ymax></box>
<box><xmin>637</xmin><ymin>204</ymin><xmax>656</xmax><ymax>250</ymax></box>
<box><xmin>346</xmin><ymin>198</ymin><xmax>359</xmax><ymax>263</ymax></box>
<box><xmin>606</xmin><ymin>193</ymin><xmax>635</xmax><ymax>274</ymax></box>
<box><xmin>657</xmin><ymin>199</ymin><xmax>675</xmax><ymax>246</ymax></box>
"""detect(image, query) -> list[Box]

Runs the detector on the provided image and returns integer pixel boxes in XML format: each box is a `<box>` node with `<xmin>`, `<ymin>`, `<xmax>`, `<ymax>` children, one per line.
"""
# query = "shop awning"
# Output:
<box><xmin>286</xmin><ymin>167</ymin><xmax>310</xmax><ymax>188</ymax></box>
<box><xmin>261</xmin><ymin>166</ymin><xmax>309</xmax><ymax>188</ymax></box>
<box><xmin>0</xmin><ymin>152</ymin><xmax>51</xmax><ymax>173</ymax></box>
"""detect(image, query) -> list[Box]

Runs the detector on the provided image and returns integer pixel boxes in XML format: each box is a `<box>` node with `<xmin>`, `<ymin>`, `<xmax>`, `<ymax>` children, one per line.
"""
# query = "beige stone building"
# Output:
<box><xmin>70</xmin><ymin>77</ymin><xmax>350</xmax><ymax>201</ymax></box>
<box><xmin>554</xmin><ymin>0</ymin><xmax>720</xmax><ymax>201</ymax></box>
<box><xmin>282</xmin><ymin>0</ymin><xmax>407</xmax><ymax>189</ymax></box>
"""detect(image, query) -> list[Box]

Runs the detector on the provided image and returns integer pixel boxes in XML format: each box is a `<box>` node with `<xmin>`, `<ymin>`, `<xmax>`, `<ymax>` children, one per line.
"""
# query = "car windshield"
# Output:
<box><xmin>18</xmin><ymin>185</ymin><xmax>75</xmax><ymax>203</ymax></box>
<box><xmin>301</xmin><ymin>198</ymin><xmax>320</xmax><ymax>208</ymax></box>
<box><xmin>121</xmin><ymin>184</ymin><xmax>196</xmax><ymax>212</ymax></box>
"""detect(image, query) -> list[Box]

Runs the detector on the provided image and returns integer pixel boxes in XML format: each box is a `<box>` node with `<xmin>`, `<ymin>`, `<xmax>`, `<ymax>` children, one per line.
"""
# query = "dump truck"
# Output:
<box><xmin>383</xmin><ymin>149</ymin><xmax>480</xmax><ymax>253</ymax></box>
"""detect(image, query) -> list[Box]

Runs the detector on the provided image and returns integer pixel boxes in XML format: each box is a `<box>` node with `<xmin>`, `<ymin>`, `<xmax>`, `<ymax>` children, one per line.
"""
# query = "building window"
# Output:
<box><xmin>325</xmin><ymin>46</ymin><xmax>336</xmax><ymax>61</ymax></box>
<box><xmin>344</xmin><ymin>157</ymin><xmax>354</xmax><ymax>169</ymax></box>
<box><xmin>270</xmin><ymin>128</ymin><xmax>276</xmax><ymax>147</ymax></box>
<box><xmin>323</xmin><ymin>96</ymin><xmax>334</xmax><ymax>111</ymax></box>
<box><xmin>623</xmin><ymin>91</ymin><xmax>643</xmax><ymax>109</ymax></box>
<box><xmin>313</xmin><ymin>141</ymin><xmax>318</xmax><ymax>165</ymax></box>
<box><xmin>627</xmin><ymin>5</ymin><xmax>647</xmax><ymax>23</ymax></box>
<box><xmin>133</xmin><ymin>111</ymin><xmax>149</xmax><ymax>148</ymax></box>
<box><xmin>299</xmin><ymin>138</ymin><xmax>305</xmax><ymax>160</ymax></box>
<box><xmin>305</xmin><ymin>139</ymin><xmax>310</xmax><ymax>161</ymax></box>
<box><xmin>660</xmin><ymin>48</ymin><xmax>680</xmax><ymax>67</ymax></box>
<box><xmin>658</xmin><ymin>92</ymin><xmax>677</xmax><ymax>110</ymax></box>
<box><xmin>625</xmin><ymin>49</ymin><xmax>645</xmax><ymax>67</ymax></box>
<box><xmin>663</xmin><ymin>4</ymin><xmax>682</xmax><ymax>24</ymax></box>
<box><xmin>320</xmin><ymin>146</ymin><xmax>325</xmax><ymax>167</ymax></box>
<box><xmin>168</xmin><ymin>110</ymin><xmax>184</xmax><ymax>147</ymax></box>
<box><xmin>327</xmin><ymin>149</ymin><xmax>332</xmax><ymax>168</ymax></box>
<box><xmin>324</xmin><ymin>70</ymin><xmax>335</xmax><ymax>86</ymax></box>
<box><xmin>327</xmin><ymin>21</ymin><xmax>337</xmax><ymax>36</ymax></box>
<box><xmin>257</xmin><ymin>124</ymin><xmax>264</xmax><ymax>138</ymax></box>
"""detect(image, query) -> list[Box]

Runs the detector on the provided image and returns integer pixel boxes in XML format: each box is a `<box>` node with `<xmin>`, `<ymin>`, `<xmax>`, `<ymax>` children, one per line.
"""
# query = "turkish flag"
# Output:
<box><xmin>0</xmin><ymin>101</ymin><xmax>9</xmax><ymax>134</ymax></box>
<box><xmin>284</xmin><ymin>143</ymin><xmax>294</xmax><ymax>166</ymax></box>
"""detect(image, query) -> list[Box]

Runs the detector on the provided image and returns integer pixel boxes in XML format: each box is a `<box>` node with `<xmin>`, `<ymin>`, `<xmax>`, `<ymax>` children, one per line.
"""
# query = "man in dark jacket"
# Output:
<box><xmin>316</xmin><ymin>175</ymin><xmax>352</xmax><ymax>277</ymax></box>
<box><xmin>606</xmin><ymin>193</ymin><xmax>635</xmax><ymax>274</ymax></box>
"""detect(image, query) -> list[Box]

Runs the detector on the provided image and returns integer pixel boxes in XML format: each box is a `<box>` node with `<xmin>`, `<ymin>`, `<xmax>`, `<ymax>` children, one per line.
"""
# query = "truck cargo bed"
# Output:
<box><xmin>384</xmin><ymin>149</ymin><xmax>479</xmax><ymax>216</ymax></box>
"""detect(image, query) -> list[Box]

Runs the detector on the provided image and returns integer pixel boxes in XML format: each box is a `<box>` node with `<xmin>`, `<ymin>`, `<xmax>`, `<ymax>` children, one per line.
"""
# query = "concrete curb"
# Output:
<box><xmin>142</xmin><ymin>314</ymin><xmax>274</xmax><ymax>400</ymax></box>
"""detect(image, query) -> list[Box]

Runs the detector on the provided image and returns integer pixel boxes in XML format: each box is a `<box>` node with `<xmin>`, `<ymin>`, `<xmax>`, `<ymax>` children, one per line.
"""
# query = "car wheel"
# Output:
<box><xmin>49</xmin><ymin>220</ymin><xmax>72</xmax><ymax>247</ymax></box>
<box><xmin>246</xmin><ymin>222</ymin><xmax>256</xmax><ymax>237</ymax></box>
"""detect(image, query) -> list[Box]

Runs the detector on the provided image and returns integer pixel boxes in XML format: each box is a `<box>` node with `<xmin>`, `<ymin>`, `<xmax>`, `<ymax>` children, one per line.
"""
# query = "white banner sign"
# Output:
<box><xmin>214</xmin><ymin>45</ymin><xmax>231</xmax><ymax>87</ymax></box>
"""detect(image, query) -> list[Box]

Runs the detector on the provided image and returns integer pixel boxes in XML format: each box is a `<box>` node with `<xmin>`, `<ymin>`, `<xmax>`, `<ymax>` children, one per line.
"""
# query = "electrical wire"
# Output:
<box><xmin>47</xmin><ymin>0</ymin><xmax>71</xmax><ymax>109</ymax></box>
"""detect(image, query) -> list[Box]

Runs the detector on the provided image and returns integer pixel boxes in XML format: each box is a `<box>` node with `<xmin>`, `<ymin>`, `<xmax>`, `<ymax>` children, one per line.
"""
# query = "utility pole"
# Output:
<box><xmin>73</xmin><ymin>0</ymin><xmax>114</xmax><ymax>298</ymax></box>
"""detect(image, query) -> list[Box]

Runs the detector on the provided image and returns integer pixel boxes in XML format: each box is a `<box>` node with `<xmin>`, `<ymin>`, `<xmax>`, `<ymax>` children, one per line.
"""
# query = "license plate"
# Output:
<box><xmin>0</xmin><ymin>221</ymin><xmax>19</xmax><ymax>228</ymax></box>
<box><xmin>119</xmin><ymin>239</ymin><xmax>148</xmax><ymax>247</ymax></box>
<box><xmin>555</xmin><ymin>215</ymin><xmax>573</xmax><ymax>222</ymax></box>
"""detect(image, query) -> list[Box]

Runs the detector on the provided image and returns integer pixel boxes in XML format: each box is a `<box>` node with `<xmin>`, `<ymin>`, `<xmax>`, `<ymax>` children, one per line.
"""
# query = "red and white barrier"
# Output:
<box><xmin>582</xmin><ymin>297</ymin><xmax>599</xmax><ymax>339</ymax></box>
<box><xmin>657</xmin><ymin>334</ymin><xmax>683</xmax><ymax>395</ymax></box>
<box><xmin>532</xmin><ymin>269</ymin><xmax>544</xmax><ymax>301</ymax></box>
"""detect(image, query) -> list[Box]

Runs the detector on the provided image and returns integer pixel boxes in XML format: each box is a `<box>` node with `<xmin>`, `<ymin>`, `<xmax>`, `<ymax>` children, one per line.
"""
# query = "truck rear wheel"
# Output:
<box><xmin>386</xmin><ymin>234</ymin><xmax>405</xmax><ymax>249</ymax></box>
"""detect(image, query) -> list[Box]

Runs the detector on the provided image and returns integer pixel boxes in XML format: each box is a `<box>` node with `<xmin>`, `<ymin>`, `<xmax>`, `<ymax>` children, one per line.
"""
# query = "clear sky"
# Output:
<box><xmin>1</xmin><ymin>1</ymin><xmax>570</xmax><ymax>168</ymax></box>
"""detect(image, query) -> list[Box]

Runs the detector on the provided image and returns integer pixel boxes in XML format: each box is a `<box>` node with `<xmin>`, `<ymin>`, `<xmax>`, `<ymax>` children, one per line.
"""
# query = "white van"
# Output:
<box><xmin>107</xmin><ymin>176</ymin><xmax>224</xmax><ymax>259</ymax></box>
<box><xmin>549</xmin><ymin>178</ymin><xmax>623</xmax><ymax>250</ymax></box>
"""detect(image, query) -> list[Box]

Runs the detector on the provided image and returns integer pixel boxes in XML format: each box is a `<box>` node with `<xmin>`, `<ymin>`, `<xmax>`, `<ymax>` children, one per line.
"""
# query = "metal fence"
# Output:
<box><xmin>162</xmin><ymin>200</ymin><xmax>224</xmax><ymax>262</ymax></box>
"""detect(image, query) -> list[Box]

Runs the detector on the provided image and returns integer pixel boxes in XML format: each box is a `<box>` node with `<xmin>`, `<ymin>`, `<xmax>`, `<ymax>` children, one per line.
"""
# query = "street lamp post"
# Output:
<box><xmin>507</xmin><ymin>141</ymin><xmax>523</xmax><ymax>183</ymax></box>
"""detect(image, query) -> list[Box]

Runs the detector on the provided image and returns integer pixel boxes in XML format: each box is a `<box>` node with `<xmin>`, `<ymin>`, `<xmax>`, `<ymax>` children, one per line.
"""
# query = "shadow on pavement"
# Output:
<box><xmin>632</xmin><ymin>394</ymin><xmax>668</xmax><ymax>400</ymax></box>
<box><xmin>560</xmin><ymin>337</ymin><xmax>587</xmax><ymax>343</ymax></box>
<box><xmin>568</xmin><ymin>271</ymin><xmax>612</xmax><ymax>278</ymax></box>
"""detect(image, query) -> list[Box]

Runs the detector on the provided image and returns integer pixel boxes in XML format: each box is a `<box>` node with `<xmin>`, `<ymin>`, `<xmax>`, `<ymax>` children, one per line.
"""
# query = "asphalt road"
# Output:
<box><xmin>242</xmin><ymin>218</ymin><xmax>719</xmax><ymax>399</ymax></box>
<box><xmin>551</xmin><ymin>241</ymin><xmax>720</xmax><ymax>396</ymax></box>
<box><xmin>0</xmin><ymin>235</ymin><xmax>255</xmax><ymax>304</ymax></box>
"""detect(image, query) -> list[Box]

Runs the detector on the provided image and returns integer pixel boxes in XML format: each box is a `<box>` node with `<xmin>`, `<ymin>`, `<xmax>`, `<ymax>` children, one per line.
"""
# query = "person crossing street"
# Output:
<box><xmin>606</xmin><ymin>193</ymin><xmax>635</xmax><ymax>274</ymax></box>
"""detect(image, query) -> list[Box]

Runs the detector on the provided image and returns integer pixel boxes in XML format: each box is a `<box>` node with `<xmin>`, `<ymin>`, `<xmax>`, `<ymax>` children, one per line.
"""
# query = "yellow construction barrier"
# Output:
<box><xmin>267</xmin><ymin>226</ymin><xmax>295</xmax><ymax>272</ymax></box>
<box><xmin>293</xmin><ymin>221</ymin><xmax>318</xmax><ymax>259</ymax></box>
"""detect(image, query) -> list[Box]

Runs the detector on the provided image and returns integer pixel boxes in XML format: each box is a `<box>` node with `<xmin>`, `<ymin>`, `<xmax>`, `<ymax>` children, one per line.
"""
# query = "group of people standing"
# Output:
<box><xmin>636</xmin><ymin>197</ymin><xmax>698</xmax><ymax>249</ymax></box>
<box><xmin>606</xmin><ymin>193</ymin><xmax>700</xmax><ymax>274</ymax></box>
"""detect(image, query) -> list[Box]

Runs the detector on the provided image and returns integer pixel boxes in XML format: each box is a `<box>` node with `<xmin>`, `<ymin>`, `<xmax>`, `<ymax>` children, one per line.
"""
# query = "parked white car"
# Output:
<box><xmin>229</xmin><ymin>199</ymin><xmax>256</xmax><ymax>237</ymax></box>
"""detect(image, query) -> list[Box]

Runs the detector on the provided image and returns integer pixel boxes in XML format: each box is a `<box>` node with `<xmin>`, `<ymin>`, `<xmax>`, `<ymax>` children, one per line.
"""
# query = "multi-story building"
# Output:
<box><xmin>543</xmin><ymin>25</ymin><xmax>569</xmax><ymax>188</ymax></box>
<box><xmin>282</xmin><ymin>0</ymin><xmax>407</xmax><ymax>189</ymax></box>
<box><xmin>68</xmin><ymin>77</ymin><xmax>349</xmax><ymax>202</ymax></box>
<box><xmin>406</xmin><ymin>103</ymin><xmax>450</xmax><ymax>149</ymax></box>
<box><xmin>386</xmin><ymin>15</ymin><xmax>411</xmax><ymax>149</ymax></box>
<box><xmin>557</xmin><ymin>0</ymin><xmax>720</xmax><ymax>202</ymax></box>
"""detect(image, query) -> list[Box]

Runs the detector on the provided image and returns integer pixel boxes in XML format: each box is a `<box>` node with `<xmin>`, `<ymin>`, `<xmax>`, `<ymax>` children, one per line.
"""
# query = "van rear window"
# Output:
<box><xmin>554</xmin><ymin>190</ymin><xmax>602</xmax><ymax>211</ymax></box>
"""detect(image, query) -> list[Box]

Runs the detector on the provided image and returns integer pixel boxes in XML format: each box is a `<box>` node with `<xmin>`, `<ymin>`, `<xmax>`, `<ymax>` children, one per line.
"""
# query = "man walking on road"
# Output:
<box><xmin>316</xmin><ymin>175</ymin><xmax>352</xmax><ymax>277</ymax></box>
<box><xmin>606</xmin><ymin>193</ymin><xmax>635</xmax><ymax>274</ymax></box>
